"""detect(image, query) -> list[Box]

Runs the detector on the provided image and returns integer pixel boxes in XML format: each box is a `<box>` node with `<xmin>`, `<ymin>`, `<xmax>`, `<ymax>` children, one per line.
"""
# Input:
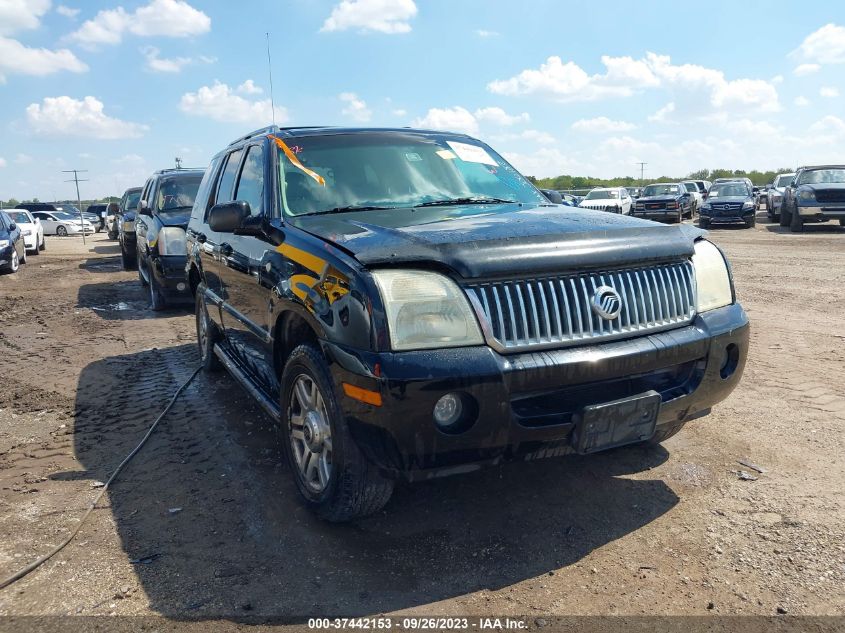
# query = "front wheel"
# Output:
<box><xmin>120</xmin><ymin>242</ymin><xmax>136</xmax><ymax>270</ymax></box>
<box><xmin>281</xmin><ymin>344</ymin><xmax>393</xmax><ymax>522</ymax></box>
<box><xmin>6</xmin><ymin>250</ymin><xmax>19</xmax><ymax>273</ymax></box>
<box><xmin>148</xmin><ymin>269</ymin><xmax>165</xmax><ymax>311</ymax></box>
<box><xmin>56</xmin><ymin>225</ymin><xmax>68</xmax><ymax>237</ymax></box>
<box><xmin>195</xmin><ymin>284</ymin><xmax>222</xmax><ymax>372</ymax></box>
<box><xmin>699</xmin><ymin>218</ymin><xmax>710</xmax><ymax>230</ymax></box>
<box><xmin>779</xmin><ymin>206</ymin><xmax>791</xmax><ymax>227</ymax></box>
<box><xmin>790</xmin><ymin>208</ymin><xmax>804</xmax><ymax>232</ymax></box>
<box><xmin>39</xmin><ymin>236</ymin><xmax>46</xmax><ymax>251</ymax></box>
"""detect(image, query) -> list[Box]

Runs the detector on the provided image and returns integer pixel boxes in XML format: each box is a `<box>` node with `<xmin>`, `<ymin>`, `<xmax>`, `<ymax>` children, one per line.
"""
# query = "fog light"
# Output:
<box><xmin>720</xmin><ymin>343</ymin><xmax>739</xmax><ymax>379</ymax></box>
<box><xmin>433</xmin><ymin>393</ymin><xmax>463</xmax><ymax>428</ymax></box>
<box><xmin>176</xmin><ymin>282</ymin><xmax>187</xmax><ymax>292</ymax></box>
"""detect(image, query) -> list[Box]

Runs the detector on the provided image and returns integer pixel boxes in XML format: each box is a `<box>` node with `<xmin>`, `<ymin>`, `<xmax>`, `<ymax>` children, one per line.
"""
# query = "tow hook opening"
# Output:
<box><xmin>720</xmin><ymin>343</ymin><xmax>740</xmax><ymax>379</ymax></box>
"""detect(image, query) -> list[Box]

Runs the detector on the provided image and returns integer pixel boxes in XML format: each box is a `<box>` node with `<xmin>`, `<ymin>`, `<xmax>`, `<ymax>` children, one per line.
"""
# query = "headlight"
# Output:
<box><xmin>372</xmin><ymin>270</ymin><xmax>483</xmax><ymax>351</ymax></box>
<box><xmin>635</xmin><ymin>203</ymin><xmax>644</xmax><ymax>209</ymax></box>
<box><xmin>798</xmin><ymin>189</ymin><xmax>815</xmax><ymax>201</ymax></box>
<box><xmin>692</xmin><ymin>240</ymin><xmax>733</xmax><ymax>313</ymax></box>
<box><xmin>0</xmin><ymin>239</ymin><xmax>9</xmax><ymax>248</ymax></box>
<box><xmin>157</xmin><ymin>227</ymin><xmax>187</xmax><ymax>256</ymax></box>
<box><xmin>123</xmin><ymin>220</ymin><xmax>135</xmax><ymax>233</ymax></box>
<box><xmin>742</xmin><ymin>202</ymin><xmax>755</xmax><ymax>210</ymax></box>
<box><xmin>22</xmin><ymin>230</ymin><xmax>32</xmax><ymax>236</ymax></box>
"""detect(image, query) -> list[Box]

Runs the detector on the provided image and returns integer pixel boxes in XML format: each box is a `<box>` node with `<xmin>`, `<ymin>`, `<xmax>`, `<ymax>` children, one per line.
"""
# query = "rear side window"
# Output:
<box><xmin>215</xmin><ymin>149</ymin><xmax>243</xmax><ymax>205</ymax></box>
<box><xmin>234</xmin><ymin>145</ymin><xmax>264</xmax><ymax>217</ymax></box>
<box><xmin>0</xmin><ymin>213</ymin><xmax>8</xmax><ymax>230</ymax></box>
<box><xmin>193</xmin><ymin>156</ymin><xmax>223</xmax><ymax>221</ymax></box>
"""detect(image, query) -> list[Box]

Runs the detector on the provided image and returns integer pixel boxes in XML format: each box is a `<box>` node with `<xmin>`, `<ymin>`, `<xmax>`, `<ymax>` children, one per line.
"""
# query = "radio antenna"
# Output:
<box><xmin>266</xmin><ymin>32</ymin><xmax>276</xmax><ymax>127</ymax></box>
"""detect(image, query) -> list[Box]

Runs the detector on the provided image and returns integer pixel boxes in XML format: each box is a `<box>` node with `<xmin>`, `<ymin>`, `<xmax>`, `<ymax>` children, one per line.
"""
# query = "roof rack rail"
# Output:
<box><xmin>228</xmin><ymin>125</ymin><xmax>336</xmax><ymax>146</ymax></box>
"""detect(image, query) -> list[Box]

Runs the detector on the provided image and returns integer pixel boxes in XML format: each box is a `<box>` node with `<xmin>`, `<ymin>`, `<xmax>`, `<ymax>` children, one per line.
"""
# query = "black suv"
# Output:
<box><xmin>699</xmin><ymin>180</ymin><xmax>756</xmax><ymax>229</ymax></box>
<box><xmin>116</xmin><ymin>187</ymin><xmax>142</xmax><ymax>255</ymax></box>
<box><xmin>133</xmin><ymin>169</ymin><xmax>203</xmax><ymax>309</ymax></box>
<box><xmin>187</xmin><ymin>126</ymin><xmax>749</xmax><ymax>521</ymax></box>
<box><xmin>631</xmin><ymin>183</ymin><xmax>694</xmax><ymax>222</ymax></box>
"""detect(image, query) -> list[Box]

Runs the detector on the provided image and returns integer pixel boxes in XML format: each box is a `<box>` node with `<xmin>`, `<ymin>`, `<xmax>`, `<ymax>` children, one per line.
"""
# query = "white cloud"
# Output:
<box><xmin>0</xmin><ymin>0</ymin><xmax>50</xmax><ymax>35</ymax></box>
<box><xmin>503</xmin><ymin>148</ymin><xmax>584</xmax><ymax>179</ymax></box>
<box><xmin>141</xmin><ymin>46</ymin><xmax>191</xmax><ymax>72</ymax></box>
<box><xmin>0</xmin><ymin>37</ymin><xmax>87</xmax><ymax>82</ymax></box>
<box><xmin>26</xmin><ymin>96</ymin><xmax>148</xmax><ymax>139</ymax></box>
<box><xmin>571</xmin><ymin>116</ymin><xmax>636</xmax><ymax>133</ymax></box>
<box><xmin>339</xmin><ymin>92</ymin><xmax>371</xmax><ymax>122</ymax></box>
<box><xmin>820</xmin><ymin>86</ymin><xmax>839</xmax><ymax>98</ymax></box>
<box><xmin>771</xmin><ymin>74</ymin><xmax>784</xmax><ymax>84</ymax></box>
<box><xmin>474</xmin><ymin>106</ymin><xmax>529</xmax><ymax>126</ymax></box>
<box><xmin>237</xmin><ymin>79</ymin><xmax>262</xmax><ymax>95</ymax></box>
<box><xmin>794</xmin><ymin>96</ymin><xmax>810</xmax><ymax>106</ymax></box>
<box><xmin>489</xmin><ymin>52</ymin><xmax>779</xmax><ymax>114</ymax></box>
<box><xmin>411</xmin><ymin>106</ymin><xmax>478</xmax><ymax>135</ymax></box>
<box><xmin>809</xmin><ymin>115</ymin><xmax>845</xmax><ymax>135</ymax></box>
<box><xmin>56</xmin><ymin>5</ymin><xmax>80</xmax><ymax>18</ymax></box>
<box><xmin>70</xmin><ymin>0</ymin><xmax>210</xmax><ymax>48</ymax></box>
<box><xmin>0</xmin><ymin>157</ymin><xmax>6</xmax><ymax>168</ymax></box>
<box><xmin>179</xmin><ymin>81</ymin><xmax>282</xmax><ymax>125</ymax></box>
<box><xmin>475</xmin><ymin>29</ymin><xmax>498</xmax><ymax>37</ymax></box>
<box><xmin>792</xmin><ymin>24</ymin><xmax>845</xmax><ymax>65</ymax></box>
<box><xmin>648</xmin><ymin>101</ymin><xmax>675</xmax><ymax>122</ymax></box>
<box><xmin>14</xmin><ymin>153</ymin><xmax>32</xmax><ymax>164</ymax></box>
<box><xmin>392</xmin><ymin>108</ymin><xmax>407</xmax><ymax>117</ymax></box>
<box><xmin>793</xmin><ymin>63</ymin><xmax>820</xmax><ymax>76</ymax></box>
<box><xmin>491</xmin><ymin>129</ymin><xmax>556</xmax><ymax>145</ymax></box>
<box><xmin>320</xmin><ymin>0</ymin><xmax>417</xmax><ymax>34</ymax></box>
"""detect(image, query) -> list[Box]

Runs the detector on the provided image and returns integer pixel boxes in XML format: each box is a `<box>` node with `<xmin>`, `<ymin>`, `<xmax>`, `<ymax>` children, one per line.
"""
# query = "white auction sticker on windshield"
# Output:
<box><xmin>446</xmin><ymin>141</ymin><xmax>498</xmax><ymax>166</ymax></box>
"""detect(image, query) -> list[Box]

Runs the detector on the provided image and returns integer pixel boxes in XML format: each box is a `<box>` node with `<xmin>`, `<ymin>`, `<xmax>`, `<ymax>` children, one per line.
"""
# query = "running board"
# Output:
<box><xmin>213</xmin><ymin>343</ymin><xmax>282</xmax><ymax>420</ymax></box>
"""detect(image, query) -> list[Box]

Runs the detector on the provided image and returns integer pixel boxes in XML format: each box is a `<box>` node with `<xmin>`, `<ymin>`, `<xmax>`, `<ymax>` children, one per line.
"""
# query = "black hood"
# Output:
<box><xmin>290</xmin><ymin>204</ymin><xmax>703</xmax><ymax>279</ymax></box>
<box><xmin>637</xmin><ymin>195</ymin><xmax>681</xmax><ymax>203</ymax></box>
<box><xmin>159</xmin><ymin>212</ymin><xmax>191</xmax><ymax>228</ymax></box>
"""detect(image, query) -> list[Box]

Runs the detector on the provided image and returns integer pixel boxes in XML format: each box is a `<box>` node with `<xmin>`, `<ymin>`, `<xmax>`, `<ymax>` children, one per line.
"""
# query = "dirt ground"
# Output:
<box><xmin>0</xmin><ymin>211</ymin><xmax>843</xmax><ymax>623</ymax></box>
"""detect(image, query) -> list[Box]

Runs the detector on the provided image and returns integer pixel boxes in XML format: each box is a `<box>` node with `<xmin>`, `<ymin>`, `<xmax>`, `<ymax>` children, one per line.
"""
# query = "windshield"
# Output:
<box><xmin>123</xmin><ymin>191</ymin><xmax>141</xmax><ymax>212</ymax></box>
<box><xmin>708</xmin><ymin>183</ymin><xmax>749</xmax><ymax>198</ymax></box>
<box><xmin>775</xmin><ymin>175</ymin><xmax>794</xmax><ymax>187</ymax></box>
<box><xmin>6</xmin><ymin>211</ymin><xmax>31</xmax><ymax>224</ymax></box>
<box><xmin>54</xmin><ymin>211</ymin><xmax>81</xmax><ymax>220</ymax></box>
<box><xmin>156</xmin><ymin>176</ymin><xmax>202</xmax><ymax>215</ymax></box>
<box><xmin>684</xmin><ymin>183</ymin><xmax>698</xmax><ymax>192</ymax></box>
<box><xmin>796</xmin><ymin>169</ymin><xmax>845</xmax><ymax>185</ymax></box>
<box><xmin>276</xmin><ymin>132</ymin><xmax>546</xmax><ymax>216</ymax></box>
<box><xmin>642</xmin><ymin>184</ymin><xmax>680</xmax><ymax>196</ymax></box>
<box><xmin>585</xmin><ymin>189</ymin><xmax>618</xmax><ymax>200</ymax></box>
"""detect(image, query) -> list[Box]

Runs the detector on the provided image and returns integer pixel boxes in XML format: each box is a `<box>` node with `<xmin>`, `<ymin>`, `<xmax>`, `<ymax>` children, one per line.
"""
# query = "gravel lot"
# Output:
<box><xmin>0</xmin><ymin>212</ymin><xmax>843</xmax><ymax>621</ymax></box>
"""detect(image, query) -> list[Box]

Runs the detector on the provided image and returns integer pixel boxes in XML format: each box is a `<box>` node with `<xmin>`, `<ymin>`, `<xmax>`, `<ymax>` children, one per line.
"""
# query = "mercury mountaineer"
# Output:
<box><xmin>186</xmin><ymin>126</ymin><xmax>749</xmax><ymax>521</ymax></box>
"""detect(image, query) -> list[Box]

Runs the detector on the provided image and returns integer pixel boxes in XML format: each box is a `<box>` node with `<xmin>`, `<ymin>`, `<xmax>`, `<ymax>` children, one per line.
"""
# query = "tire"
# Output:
<box><xmin>120</xmin><ymin>242</ymin><xmax>136</xmax><ymax>270</ymax></box>
<box><xmin>137</xmin><ymin>251</ymin><xmax>149</xmax><ymax>287</ymax></box>
<box><xmin>6</xmin><ymin>250</ymin><xmax>19</xmax><ymax>273</ymax></box>
<box><xmin>699</xmin><ymin>218</ymin><xmax>710</xmax><ymax>230</ymax></box>
<box><xmin>148</xmin><ymin>269</ymin><xmax>165</xmax><ymax>311</ymax></box>
<box><xmin>839</xmin><ymin>219</ymin><xmax>845</xmax><ymax>227</ymax></box>
<box><xmin>195</xmin><ymin>284</ymin><xmax>222</xmax><ymax>372</ymax></box>
<box><xmin>29</xmin><ymin>243</ymin><xmax>39</xmax><ymax>256</ymax></box>
<box><xmin>19</xmin><ymin>249</ymin><xmax>26</xmax><ymax>265</ymax></box>
<box><xmin>281</xmin><ymin>344</ymin><xmax>393</xmax><ymax>522</ymax></box>
<box><xmin>39</xmin><ymin>236</ymin><xmax>46</xmax><ymax>251</ymax></box>
<box><xmin>56</xmin><ymin>225</ymin><xmax>68</xmax><ymax>237</ymax></box>
<box><xmin>779</xmin><ymin>206</ymin><xmax>791</xmax><ymax>227</ymax></box>
<box><xmin>746</xmin><ymin>216</ymin><xmax>756</xmax><ymax>229</ymax></box>
<box><xmin>790</xmin><ymin>208</ymin><xmax>804</xmax><ymax>232</ymax></box>
<box><xmin>649</xmin><ymin>422</ymin><xmax>687</xmax><ymax>444</ymax></box>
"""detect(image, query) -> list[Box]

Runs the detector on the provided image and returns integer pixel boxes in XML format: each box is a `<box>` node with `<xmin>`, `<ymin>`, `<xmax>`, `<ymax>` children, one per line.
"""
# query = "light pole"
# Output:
<box><xmin>63</xmin><ymin>169</ymin><xmax>89</xmax><ymax>245</ymax></box>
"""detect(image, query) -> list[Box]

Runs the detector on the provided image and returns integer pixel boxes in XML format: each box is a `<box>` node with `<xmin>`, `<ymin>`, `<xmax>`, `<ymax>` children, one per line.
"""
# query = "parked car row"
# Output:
<box><xmin>0</xmin><ymin>210</ymin><xmax>33</xmax><ymax>274</ymax></box>
<box><xmin>12</xmin><ymin>202</ymin><xmax>97</xmax><ymax>236</ymax></box>
<box><xmin>771</xmin><ymin>166</ymin><xmax>845</xmax><ymax>232</ymax></box>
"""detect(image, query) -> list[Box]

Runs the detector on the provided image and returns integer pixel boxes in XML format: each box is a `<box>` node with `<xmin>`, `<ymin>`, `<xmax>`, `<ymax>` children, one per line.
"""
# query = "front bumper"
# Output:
<box><xmin>328</xmin><ymin>303</ymin><xmax>750</xmax><ymax>480</ymax></box>
<box><xmin>150</xmin><ymin>254</ymin><xmax>191</xmax><ymax>303</ymax></box>
<box><xmin>700</xmin><ymin>209</ymin><xmax>755</xmax><ymax>225</ymax></box>
<box><xmin>632</xmin><ymin>209</ymin><xmax>678</xmax><ymax>220</ymax></box>
<box><xmin>797</xmin><ymin>203</ymin><xmax>845</xmax><ymax>219</ymax></box>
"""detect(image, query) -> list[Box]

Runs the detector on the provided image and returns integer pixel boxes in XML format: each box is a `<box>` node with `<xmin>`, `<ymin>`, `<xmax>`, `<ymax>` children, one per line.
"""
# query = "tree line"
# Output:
<box><xmin>530</xmin><ymin>167</ymin><xmax>796</xmax><ymax>190</ymax></box>
<box><xmin>0</xmin><ymin>196</ymin><xmax>120</xmax><ymax>210</ymax></box>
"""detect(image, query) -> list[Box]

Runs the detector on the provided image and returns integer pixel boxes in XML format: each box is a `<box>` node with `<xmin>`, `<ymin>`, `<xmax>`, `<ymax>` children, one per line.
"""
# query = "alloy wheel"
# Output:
<box><xmin>288</xmin><ymin>374</ymin><xmax>333</xmax><ymax>493</ymax></box>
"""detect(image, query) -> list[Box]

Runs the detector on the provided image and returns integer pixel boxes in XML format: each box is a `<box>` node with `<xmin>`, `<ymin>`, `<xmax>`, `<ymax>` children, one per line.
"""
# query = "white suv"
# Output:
<box><xmin>766</xmin><ymin>172</ymin><xmax>795</xmax><ymax>221</ymax></box>
<box><xmin>578</xmin><ymin>187</ymin><xmax>632</xmax><ymax>214</ymax></box>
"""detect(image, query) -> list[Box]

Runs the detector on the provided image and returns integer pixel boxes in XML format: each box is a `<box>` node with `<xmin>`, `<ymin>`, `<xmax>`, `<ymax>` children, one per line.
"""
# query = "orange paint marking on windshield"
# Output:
<box><xmin>268</xmin><ymin>134</ymin><xmax>326</xmax><ymax>186</ymax></box>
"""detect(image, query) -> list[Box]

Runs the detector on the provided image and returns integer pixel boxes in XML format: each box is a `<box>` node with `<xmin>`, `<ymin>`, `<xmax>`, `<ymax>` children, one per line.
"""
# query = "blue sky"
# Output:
<box><xmin>1</xmin><ymin>0</ymin><xmax>845</xmax><ymax>200</ymax></box>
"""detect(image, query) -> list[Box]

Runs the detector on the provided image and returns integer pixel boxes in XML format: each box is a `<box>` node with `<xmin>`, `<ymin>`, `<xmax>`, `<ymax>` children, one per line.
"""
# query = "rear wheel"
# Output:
<box><xmin>120</xmin><ymin>241</ymin><xmax>136</xmax><ymax>270</ymax></box>
<box><xmin>281</xmin><ymin>344</ymin><xmax>393</xmax><ymax>522</ymax></box>
<box><xmin>56</xmin><ymin>225</ymin><xmax>68</xmax><ymax>237</ymax></box>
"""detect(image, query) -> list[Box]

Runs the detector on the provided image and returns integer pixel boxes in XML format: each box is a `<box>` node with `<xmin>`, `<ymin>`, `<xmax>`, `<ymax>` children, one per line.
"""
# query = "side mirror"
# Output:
<box><xmin>9</xmin><ymin>222</ymin><xmax>17</xmax><ymax>231</ymax></box>
<box><xmin>209</xmin><ymin>200</ymin><xmax>251</xmax><ymax>233</ymax></box>
<box><xmin>138</xmin><ymin>204</ymin><xmax>153</xmax><ymax>217</ymax></box>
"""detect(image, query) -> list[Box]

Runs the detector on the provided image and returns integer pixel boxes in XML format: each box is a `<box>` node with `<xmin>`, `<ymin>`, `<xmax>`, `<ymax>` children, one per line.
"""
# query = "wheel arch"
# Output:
<box><xmin>273</xmin><ymin>308</ymin><xmax>322</xmax><ymax>376</ymax></box>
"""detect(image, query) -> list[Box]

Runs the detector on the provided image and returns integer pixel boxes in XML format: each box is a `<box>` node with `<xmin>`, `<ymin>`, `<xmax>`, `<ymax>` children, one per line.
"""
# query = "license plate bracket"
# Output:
<box><xmin>572</xmin><ymin>390</ymin><xmax>661</xmax><ymax>454</ymax></box>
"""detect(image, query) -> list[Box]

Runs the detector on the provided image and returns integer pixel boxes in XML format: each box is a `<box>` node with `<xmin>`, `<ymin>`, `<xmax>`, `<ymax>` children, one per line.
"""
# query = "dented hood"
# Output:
<box><xmin>290</xmin><ymin>204</ymin><xmax>703</xmax><ymax>279</ymax></box>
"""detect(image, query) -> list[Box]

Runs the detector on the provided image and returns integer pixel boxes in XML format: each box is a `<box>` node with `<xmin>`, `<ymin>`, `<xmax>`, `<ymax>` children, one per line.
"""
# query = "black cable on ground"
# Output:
<box><xmin>0</xmin><ymin>365</ymin><xmax>202</xmax><ymax>591</ymax></box>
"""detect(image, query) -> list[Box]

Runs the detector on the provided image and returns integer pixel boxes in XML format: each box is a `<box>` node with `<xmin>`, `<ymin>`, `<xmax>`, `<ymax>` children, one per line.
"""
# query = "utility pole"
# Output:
<box><xmin>636</xmin><ymin>162</ymin><xmax>647</xmax><ymax>185</ymax></box>
<box><xmin>63</xmin><ymin>169</ymin><xmax>89</xmax><ymax>245</ymax></box>
<box><xmin>175</xmin><ymin>156</ymin><xmax>183</xmax><ymax>169</ymax></box>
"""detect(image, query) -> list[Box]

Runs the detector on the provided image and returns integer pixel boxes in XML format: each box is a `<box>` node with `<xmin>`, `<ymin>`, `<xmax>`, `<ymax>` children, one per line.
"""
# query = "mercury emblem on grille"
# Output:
<box><xmin>591</xmin><ymin>286</ymin><xmax>622</xmax><ymax>320</ymax></box>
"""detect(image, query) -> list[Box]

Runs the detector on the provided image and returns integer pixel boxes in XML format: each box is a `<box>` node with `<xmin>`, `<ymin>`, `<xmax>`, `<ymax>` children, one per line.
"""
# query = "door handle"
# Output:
<box><xmin>219</xmin><ymin>242</ymin><xmax>233</xmax><ymax>257</ymax></box>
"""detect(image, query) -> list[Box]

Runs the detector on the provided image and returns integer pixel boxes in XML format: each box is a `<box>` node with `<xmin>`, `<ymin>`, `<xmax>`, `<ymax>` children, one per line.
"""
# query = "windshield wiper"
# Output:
<box><xmin>414</xmin><ymin>197</ymin><xmax>518</xmax><ymax>207</ymax></box>
<box><xmin>298</xmin><ymin>205</ymin><xmax>395</xmax><ymax>217</ymax></box>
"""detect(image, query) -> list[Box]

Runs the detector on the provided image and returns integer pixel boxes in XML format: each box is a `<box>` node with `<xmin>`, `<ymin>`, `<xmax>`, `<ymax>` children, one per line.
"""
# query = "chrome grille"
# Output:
<box><xmin>465</xmin><ymin>261</ymin><xmax>696</xmax><ymax>352</ymax></box>
<box><xmin>815</xmin><ymin>189</ymin><xmax>845</xmax><ymax>203</ymax></box>
<box><xmin>712</xmin><ymin>202</ymin><xmax>742</xmax><ymax>210</ymax></box>
<box><xmin>580</xmin><ymin>203</ymin><xmax>618</xmax><ymax>212</ymax></box>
